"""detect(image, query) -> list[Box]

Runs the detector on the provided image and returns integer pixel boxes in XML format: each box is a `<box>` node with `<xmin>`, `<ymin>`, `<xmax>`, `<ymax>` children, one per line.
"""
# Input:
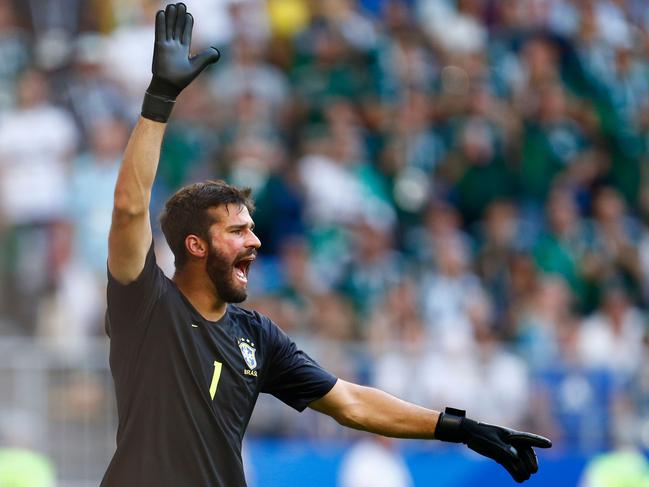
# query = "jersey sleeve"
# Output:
<box><xmin>105</xmin><ymin>241</ymin><xmax>166</xmax><ymax>338</ymax></box>
<box><xmin>261</xmin><ymin>318</ymin><xmax>338</xmax><ymax>412</ymax></box>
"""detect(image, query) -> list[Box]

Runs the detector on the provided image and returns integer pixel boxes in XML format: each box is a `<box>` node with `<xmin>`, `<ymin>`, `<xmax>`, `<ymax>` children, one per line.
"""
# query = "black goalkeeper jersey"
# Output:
<box><xmin>101</xmin><ymin>243</ymin><xmax>337</xmax><ymax>487</ymax></box>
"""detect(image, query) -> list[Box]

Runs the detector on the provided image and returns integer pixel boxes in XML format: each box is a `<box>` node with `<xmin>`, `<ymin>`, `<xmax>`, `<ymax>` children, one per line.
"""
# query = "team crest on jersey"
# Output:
<box><xmin>238</xmin><ymin>338</ymin><xmax>257</xmax><ymax>370</ymax></box>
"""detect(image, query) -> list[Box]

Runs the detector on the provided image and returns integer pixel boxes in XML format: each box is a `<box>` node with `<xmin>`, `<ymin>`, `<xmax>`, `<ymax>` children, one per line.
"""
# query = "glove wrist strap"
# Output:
<box><xmin>141</xmin><ymin>91</ymin><xmax>175</xmax><ymax>123</ymax></box>
<box><xmin>435</xmin><ymin>407</ymin><xmax>467</xmax><ymax>443</ymax></box>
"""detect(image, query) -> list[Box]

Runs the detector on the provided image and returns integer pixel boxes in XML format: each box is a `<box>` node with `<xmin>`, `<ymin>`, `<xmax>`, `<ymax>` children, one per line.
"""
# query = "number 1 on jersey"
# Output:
<box><xmin>209</xmin><ymin>360</ymin><xmax>223</xmax><ymax>400</ymax></box>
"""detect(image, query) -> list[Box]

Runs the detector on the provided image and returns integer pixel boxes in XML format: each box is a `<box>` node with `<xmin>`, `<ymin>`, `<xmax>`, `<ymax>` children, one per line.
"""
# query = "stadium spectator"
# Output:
<box><xmin>420</xmin><ymin>235</ymin><xmax>487</xmax><ymax>352</ymax></box>
<box><xmin>0</xmin><ymin>68</ymin><xmax>78</xmax><ymax>333</ymax></box>
<box><xmin>60</xmin><ymin>34</ymin><xmax>131</xmax><ymax>141</ymax></box>
<box><xmin>577</xmin><ymin>284</ymin><xmax>645</xmax><ymax>377</ymax></box>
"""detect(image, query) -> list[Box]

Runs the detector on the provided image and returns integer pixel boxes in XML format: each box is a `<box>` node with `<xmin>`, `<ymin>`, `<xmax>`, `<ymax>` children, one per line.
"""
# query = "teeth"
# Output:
<box><xmin>235</xmin><ymin>268</ymin><xmax>247</xmax><ymax>282</ymax></box>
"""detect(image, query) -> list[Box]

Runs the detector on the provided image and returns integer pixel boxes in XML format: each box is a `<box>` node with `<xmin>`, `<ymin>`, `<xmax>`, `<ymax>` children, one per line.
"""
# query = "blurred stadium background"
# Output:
<box><xmin>2</xmin><ymin>0</ymin><xmax>649</xmax><ymax>485</ymax></box>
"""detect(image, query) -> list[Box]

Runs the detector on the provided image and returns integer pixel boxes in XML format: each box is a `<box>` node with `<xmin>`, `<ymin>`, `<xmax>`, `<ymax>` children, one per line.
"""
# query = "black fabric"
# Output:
<box><xmin>101</xmin><ymin>243</ymin><xmax>337</xmax><ymax>487</ymax></box>
<box><xmin>434</xmin><ymin>408</ymin><xmax>466</xmax><ymax>443</ymax></box>
<box><xmin>141</xmin><ymin>91</ymin><xmax>175</xmax><ymax>123</ymax></box>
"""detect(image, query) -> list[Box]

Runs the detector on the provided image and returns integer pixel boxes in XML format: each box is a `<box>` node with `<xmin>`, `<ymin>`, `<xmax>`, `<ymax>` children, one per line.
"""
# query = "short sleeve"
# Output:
<box><xmin>106</xmin><ymin>241</ymin><xmax>166</xmax><ymax>337</ymax></box>
<box><xmin>261</xmin><ymin>319</ymin><xmax>337</xmax><ymax>411</ymax></box>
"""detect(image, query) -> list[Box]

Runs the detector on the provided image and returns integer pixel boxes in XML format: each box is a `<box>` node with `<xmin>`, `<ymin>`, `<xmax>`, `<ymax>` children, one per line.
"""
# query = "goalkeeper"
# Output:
<box><xmin>101</xmin><ymin>3</ymin><xmax>551</xmax><ymax>486</ymax></box>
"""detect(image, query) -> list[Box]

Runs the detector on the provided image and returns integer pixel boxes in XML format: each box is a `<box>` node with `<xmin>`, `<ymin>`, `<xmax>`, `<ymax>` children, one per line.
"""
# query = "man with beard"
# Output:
<box><xmin>102</xmin><ymin>3</ymin><xmax>551</xmax><ymax>486</ymax></box>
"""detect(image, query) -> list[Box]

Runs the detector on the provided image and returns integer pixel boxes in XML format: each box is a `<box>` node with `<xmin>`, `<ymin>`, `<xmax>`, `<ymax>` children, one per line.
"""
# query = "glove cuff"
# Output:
<box><xmin>435</xmin><ymin>407</ymin><xmax>467</xmax><ymax>443</ymax></box>
<box><xmin>141</xmin><ymin>91</ymin><xmax>176</xmax><ymax>123</ymax></box>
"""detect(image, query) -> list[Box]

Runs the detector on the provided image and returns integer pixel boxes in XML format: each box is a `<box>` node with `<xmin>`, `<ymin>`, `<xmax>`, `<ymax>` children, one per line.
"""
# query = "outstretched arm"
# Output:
<box><xmin>310</xmin><ymin>379</ymin><xmax>551</xmax><ymax>483</ymax></box>
<box><xmin>108</xmin><ymin>2</ymin><xmax>219</xmax><ymax>284</ymax></box>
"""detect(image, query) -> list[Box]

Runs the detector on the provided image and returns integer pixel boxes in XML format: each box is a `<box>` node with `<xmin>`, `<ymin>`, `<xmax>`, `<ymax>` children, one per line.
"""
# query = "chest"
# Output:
<box><xmin>140</xmin><ymin>301</ymin><xmax>269</xmax><ymax>425</ymax></box>
<box><xmin>190</xmin><ymin>321</ymin><xmax>265</xmax><ymax>405</ymax></box>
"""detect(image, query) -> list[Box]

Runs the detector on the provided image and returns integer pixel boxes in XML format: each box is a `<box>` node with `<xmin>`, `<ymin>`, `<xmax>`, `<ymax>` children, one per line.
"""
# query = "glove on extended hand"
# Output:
<box><xmin>142</xmin><ymin>2</ymin><xmax>220</xmax><ymax>122</ymax></box>
<box><xmin>435</xmin><ymin>407</ymin><xmax>552</xmax><ymax>483</ymax></box>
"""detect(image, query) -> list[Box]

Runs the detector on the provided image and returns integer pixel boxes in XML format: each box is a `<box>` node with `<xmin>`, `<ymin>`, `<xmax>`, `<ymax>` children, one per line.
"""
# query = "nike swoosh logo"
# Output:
<box><xmin>191</xmin><ymin>324</ymin><xmax>198</xmax><ymax>328</ymax></box>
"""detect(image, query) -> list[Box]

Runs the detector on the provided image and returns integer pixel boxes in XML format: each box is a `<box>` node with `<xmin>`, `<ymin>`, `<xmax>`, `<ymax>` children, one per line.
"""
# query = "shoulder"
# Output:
<box><xmin>228</xmin><ymin>305</ymin><xmax>282</xmax><ymax>341</ymax></box>
<box><xmin>107</xmin><ymin>242</ymin><xmax>172</xmax><ymax>305</ymax></box>
<box><xmin>229</xmin><ymin>304</ymin><xmax>262</xmax><ymax>321</ymax></box>
<box><xmin>228</xmin><ymin>305</ymin><xmax>276</xmax><ymax>330</ymax></box>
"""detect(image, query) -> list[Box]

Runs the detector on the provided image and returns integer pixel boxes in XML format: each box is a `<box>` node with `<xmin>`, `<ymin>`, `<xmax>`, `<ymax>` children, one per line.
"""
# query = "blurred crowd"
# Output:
<box><xmin>2</xmin><ymin>0</ymin><xmax>649</xmax><ymax>454</ymax></box>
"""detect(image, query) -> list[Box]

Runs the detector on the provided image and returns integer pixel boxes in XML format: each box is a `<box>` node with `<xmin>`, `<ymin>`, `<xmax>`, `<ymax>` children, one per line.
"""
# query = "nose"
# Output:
<box><xmin>247</xmin><ymin>230</ymin><xmax>261</xmax><ymax>249</ymax></box>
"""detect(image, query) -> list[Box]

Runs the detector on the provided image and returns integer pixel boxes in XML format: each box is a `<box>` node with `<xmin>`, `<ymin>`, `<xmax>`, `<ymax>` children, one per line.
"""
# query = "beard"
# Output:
<box><xmin>206</xmin><ymin>244</ymin><xmax>249</xmax><ymax>303</ymax></box>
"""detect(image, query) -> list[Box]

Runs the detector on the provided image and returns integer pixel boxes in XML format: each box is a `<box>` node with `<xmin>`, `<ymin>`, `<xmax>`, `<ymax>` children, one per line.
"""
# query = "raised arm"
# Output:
<box><xmin>108</xmin><ymin>118</ymin><xmax>165</xmax><ymax>283</ymax></box>
<box><xmin>310</xmin><ymin>379</ymin><xmax>551</xmax><ymax>483</ymax></box>
<box><xmin>108</xmin><ymin>2</ymin><xmax>219</xmax><ymax>284</ymax></box>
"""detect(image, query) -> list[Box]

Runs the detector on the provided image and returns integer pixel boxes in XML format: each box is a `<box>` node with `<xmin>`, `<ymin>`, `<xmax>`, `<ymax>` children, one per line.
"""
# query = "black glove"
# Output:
<box><xmin>435</xmin><ymin>407</ymin><xmax>552</xmax><ymax>483</ymax></box>
<box><xmin>141</xmin><ymin>2</ymin><xmax>220</xmax><ymax>122</ymax></box>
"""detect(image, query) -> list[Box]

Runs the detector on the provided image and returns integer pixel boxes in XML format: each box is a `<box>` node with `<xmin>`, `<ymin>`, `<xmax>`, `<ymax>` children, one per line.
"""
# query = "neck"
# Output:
<box><xmin>173</xmin><ymin>269</ymin><xmax>227</xmax><ymax>322</ymax></box>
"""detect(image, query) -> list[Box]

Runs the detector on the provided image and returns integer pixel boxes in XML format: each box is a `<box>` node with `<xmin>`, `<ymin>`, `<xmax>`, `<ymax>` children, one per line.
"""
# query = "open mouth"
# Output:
<box><xmin>233</xmin><ymin>256</ymin><xmax>254</xmax><ymax>283</ymax></box>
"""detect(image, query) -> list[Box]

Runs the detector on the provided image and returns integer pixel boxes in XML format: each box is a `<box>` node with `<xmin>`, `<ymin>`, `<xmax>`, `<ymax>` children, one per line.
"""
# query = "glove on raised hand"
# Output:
<box><xmin>142</xmin><ymin>2</ymin><xmax>220</xmax><ymax>122</ymax></box>
<box><xmin>435</xmin><ymin>407</ymin><xmax>552</xmax><ymax>483</ymax></box>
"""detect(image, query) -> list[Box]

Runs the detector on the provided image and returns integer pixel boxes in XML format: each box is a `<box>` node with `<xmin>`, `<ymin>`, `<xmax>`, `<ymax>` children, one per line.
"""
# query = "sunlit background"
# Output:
<box><xmin>2</xmin><ymin>0</ymin><xmax>649</xmax><ymax>485</ymax></box>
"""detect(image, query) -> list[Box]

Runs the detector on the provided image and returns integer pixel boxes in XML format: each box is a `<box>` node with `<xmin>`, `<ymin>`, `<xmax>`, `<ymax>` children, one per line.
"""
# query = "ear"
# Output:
<box><xmin>185</xmin><ymin>235</ymin><xmax>208</xmax><ymax>259</ymax></box>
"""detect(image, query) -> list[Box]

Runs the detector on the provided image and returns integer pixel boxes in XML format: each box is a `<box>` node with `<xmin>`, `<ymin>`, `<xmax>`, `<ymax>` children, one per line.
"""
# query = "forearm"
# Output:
<box><xmin>315</xmin><ymin>382</ymin><xmax>440</xmax><ymax>439</ymax></box>
<box><xmin>108</xmin><ymin>117</ymin><xmax>165</xmax><ymax>283</ymax></box>
<box><xmin>113</xmin><ymin>117</ymin><xmax>166</xmax><ymax>215</ymax></box>
<box><xmin>346</xmin><ymin>386</ymin><xmax>440</xmax><ymax>439</ymax></box>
